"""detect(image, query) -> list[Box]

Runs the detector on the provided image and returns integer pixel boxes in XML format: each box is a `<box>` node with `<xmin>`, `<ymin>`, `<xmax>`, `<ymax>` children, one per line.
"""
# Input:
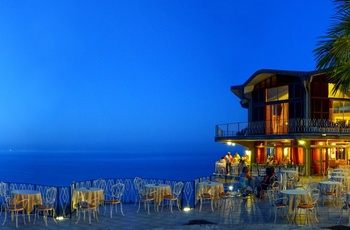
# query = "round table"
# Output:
<box><xmin>318</xmin><ymin>181</ymin><xmax>342</xmax><ymax>206</ymax></box>
<box><xmin>331</xmin><ymin>176</ymin><xmax>348</xmax><ymax>183</ymax></box>
<box><xmin>72</xmin><ymin>187</ymin><xmax>104</xmax><ymax>209</ymax></box>
<box><xmin>196</xmin><ymin>181</ymin><xmax>224</xmax><ymax>200</ymax></box>
<box><xmin>280</xmin><ymin>189</ymin><xmax>309</xmax><ymax>222</ymax></box>
<box><xmin>145</xmin><ymin>184</ymin><xmax>171</xmax><ymax>205</ymax></box>
<box><xmin>11</xmin><ymin>190</ymin><xmax>43</xmax><ymax>222</ymax></box>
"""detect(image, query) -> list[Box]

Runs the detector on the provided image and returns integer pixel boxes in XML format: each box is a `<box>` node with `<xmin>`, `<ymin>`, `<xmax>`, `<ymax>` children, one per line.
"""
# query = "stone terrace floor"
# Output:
<box><xmin>1</xmin><ymin>176</ymin><xmax>350</xmax><ymax>229</ymax></box>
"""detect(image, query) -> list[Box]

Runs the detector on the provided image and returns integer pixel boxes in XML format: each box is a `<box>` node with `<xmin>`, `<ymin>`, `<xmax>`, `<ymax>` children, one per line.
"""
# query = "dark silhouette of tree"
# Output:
<box><xmin>314</xmin><ymin>0</ymin><xmax>350</xmax><ymax>95</ymax></box>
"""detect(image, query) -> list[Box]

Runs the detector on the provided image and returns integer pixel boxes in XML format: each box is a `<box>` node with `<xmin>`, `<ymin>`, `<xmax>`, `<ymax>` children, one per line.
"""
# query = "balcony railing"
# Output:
<box><xmin>215</xmin><ymin>118</ymin><xmax>350</xmax><ymax>138</ymax></box>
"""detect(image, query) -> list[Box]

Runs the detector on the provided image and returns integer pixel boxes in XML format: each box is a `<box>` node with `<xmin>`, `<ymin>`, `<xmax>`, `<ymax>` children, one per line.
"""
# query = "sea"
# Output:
<box><xmin>0</xmin><ymin>149</ymin><xmax>236</xmax><ymax>187</ymax></box>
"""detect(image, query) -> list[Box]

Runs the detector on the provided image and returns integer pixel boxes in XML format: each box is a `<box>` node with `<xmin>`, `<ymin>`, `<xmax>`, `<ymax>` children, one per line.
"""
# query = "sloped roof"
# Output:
<box><xmin>231</xmin><ymin>69</ymin><xmax>324</xmax><ymax>99</ymax></box>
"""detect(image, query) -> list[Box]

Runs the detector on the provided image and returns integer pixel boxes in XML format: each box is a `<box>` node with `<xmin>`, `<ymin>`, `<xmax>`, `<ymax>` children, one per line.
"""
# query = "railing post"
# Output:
<box><xmin>56</xmin><ymin>187</ymin><xmax>60</xmax><ymax>217</ymax></box>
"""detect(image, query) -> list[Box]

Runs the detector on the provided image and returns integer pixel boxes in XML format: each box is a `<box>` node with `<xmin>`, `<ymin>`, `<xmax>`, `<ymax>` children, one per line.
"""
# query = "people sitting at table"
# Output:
<box><xmin>238</xmin><ymin>159</ymin><xmax>246</xmax><ymax>174</ymax></box>
<box><xmin>282</xmin><ymin>157</ymin><xmax>291</xmax><ymax>165</ymax></box>
<box><xmin>256</xmin><ymin>167</ymin><xmax>275</xmax><ymax>198</ymax></box>
<box><xmin>239</xmin><ymin>166</ymin><xmax>253</xmax><ymax>193</ymax></box>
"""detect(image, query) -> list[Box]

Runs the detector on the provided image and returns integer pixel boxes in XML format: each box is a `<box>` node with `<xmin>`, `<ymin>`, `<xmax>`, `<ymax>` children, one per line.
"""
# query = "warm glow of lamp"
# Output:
<box><xmin>56</xmin><ymin>216</ymin><xmax>64</xmax><ymax>221</ymax></box>
<box><xmin>227</xmin><ymin>142</ymin><xmax>235</xmax><ymax>146</ymax></box>
<box><xmin>229</xmin><ymin>185</ymin><xmax>233</xmax><ymax>191</ymax></box>
<box><xmin>298</xmin><ymin>140</ymin><xmax>306</xmax><ymax>145</ymax></box>
<box><xmin>183</xmin><ymin>207</ymin><xmax>191</xmax><ymax>212</ymax></box>
<box><xmin>245</xmin><ymin>150</ymin><xmax>251</xmax><ymax>155</ymax></box>
<box><xmin>283</xmin><ymin>147</ymin><xmax>288</xmax><ymax>156</ymax></box>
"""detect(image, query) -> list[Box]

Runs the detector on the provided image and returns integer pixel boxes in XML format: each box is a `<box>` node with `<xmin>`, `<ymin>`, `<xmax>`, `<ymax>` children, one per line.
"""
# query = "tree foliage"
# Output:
<box><xmin>314</xmin><ymin>0</ymin><xmax>350</xmax><ymax>95</ymax></box>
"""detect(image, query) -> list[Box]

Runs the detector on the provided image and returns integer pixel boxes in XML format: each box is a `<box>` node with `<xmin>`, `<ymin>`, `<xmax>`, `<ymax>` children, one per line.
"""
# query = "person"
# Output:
<box><xmin>239</xmin><ymin>166</ymin><xmax>253</xmax><ymax>193</ymax></box>
<box><xmin>234</xmin><ymin>153</ymin><xmax>241</xmax><ymax>162</ymax></box>
<box><xmin>256</xmin><ymin>167</ymin><xmax>275</xmax><ymax>198</ymax></box>
<box><xmin>240</xmin><ymin>166</ymin><xmax>252</xmax><ymax>180</ymax></box>
<box><xmin>225</xmin><ymin>152</ymin><xmax>233</xmax><ymax>174</ymax></box>
<box><xmin>238</xmin><ymin>159</ymin><xmax>246</xmax><ymax>175</ymax></box>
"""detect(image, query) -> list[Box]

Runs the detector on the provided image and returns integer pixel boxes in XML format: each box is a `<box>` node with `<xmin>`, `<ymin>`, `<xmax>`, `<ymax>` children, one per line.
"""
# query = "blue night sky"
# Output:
<box><xmin>0</xmin><ymin>1</ymin><xmax>334</xmax><ymax>153</ymax></box>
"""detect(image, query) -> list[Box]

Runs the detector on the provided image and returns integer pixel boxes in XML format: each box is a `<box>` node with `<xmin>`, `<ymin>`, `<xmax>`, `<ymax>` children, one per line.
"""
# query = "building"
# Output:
<box><xmin>215</xmin><ymin>69</ymin><xmax>350</xmax><ymax>176</ymax></box>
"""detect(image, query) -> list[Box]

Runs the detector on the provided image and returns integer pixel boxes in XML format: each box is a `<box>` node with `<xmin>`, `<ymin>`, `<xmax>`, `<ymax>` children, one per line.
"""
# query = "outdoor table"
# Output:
<box><xmin>196</xmin><ymin>181</ymin><xmax>224</xmax><ymax>200</ymax></box>
<box><xmin>319</xmin><ymin>180</ymin><xmax>342</xmax><ymax>206</ymax></box>
<box><xmin>331</xmin><ymin>176</ymin><xmax>348</xmax><ymax>184</ymax></box>
<box><xmin>280</xmin><ymin>189</ymin><xmax>309</xmax><ymax>223</ymax></box>
<box><xmin>11</xmin><ymin>189</ymin><xmax>42</xmax><ymax>223</ymax></box>
<box><xmin>331</xmin><ymin>171</ymin><xmax>348</xmax><ymax>177</ymax></box>
<box><xmin>145</xmin><ymin>183</ymin><xmax>171</xmax><ymax>206</ymax></box>
<box><xmin>72</xmin><ymin>187</ymin><xmax>104</xmax><ymax>209</ymax></box>
<box><xmin>318</xmin><ymin>181</ymin><xmax>342</xmax><ymax>194</ymax></box>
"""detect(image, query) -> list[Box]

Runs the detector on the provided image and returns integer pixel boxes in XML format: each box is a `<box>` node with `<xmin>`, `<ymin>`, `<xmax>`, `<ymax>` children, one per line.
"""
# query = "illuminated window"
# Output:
<box><xmin>266</xmin><ymin>85</ymin><xmax>289</xmax><ymax>102</ymax></box>
<box><xmin>329</xmin><ymin>83</ymin><xmax>350</xmax><ymax>99</ymax></box>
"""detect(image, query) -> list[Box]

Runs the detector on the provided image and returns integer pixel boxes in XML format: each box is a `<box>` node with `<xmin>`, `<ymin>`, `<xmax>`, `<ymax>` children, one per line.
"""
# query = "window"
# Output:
<box><xmin>266</xmin><ymin>85</ymin><xmax>289</xmax><ymax>102</ymax></box>
<box><xmin>329</xmin><ymin>83</ymin><xmax>350</xmax><ymax>99</ymax></box>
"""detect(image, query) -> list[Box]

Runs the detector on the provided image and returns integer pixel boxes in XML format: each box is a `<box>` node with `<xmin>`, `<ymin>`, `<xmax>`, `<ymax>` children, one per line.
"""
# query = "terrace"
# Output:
<box><xmin>0</xmin><ymin>175</ymin><xmax>350</xmax><ymax>229</ymax></box>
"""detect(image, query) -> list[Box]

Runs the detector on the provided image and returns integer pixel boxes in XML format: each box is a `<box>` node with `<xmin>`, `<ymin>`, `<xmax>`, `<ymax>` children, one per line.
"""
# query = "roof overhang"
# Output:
<box><xmin>230</xmin><ymin>69</ymin><xmax>325</xmax><ymax>100</ymax></box>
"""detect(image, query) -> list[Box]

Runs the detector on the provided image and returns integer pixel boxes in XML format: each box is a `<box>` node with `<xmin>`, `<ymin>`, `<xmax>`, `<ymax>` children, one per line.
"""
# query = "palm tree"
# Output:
<box><xmin>314</xmin><ymin>0</ymin><xmax>350</xmax><ymax>95</ymax></box>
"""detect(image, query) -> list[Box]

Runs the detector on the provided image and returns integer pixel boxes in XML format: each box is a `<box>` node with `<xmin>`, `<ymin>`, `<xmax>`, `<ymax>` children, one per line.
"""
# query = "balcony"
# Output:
<box><xmin>215</xmin><ymin>118</ymin><xmax>350</xmax><ymax>138</ymax></box>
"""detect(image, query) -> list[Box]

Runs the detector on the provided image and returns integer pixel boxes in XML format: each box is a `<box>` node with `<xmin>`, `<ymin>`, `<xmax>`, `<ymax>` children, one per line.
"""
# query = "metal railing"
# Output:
<box><xmin>1</xmin><ymin>176</ymin><xmax>231</xmax><ymax>218</ymax></box>
<box><xmin>215</xmin><ymin>118</ymin><xmax>350</xmax><ymax>138</ymax></box>
<box><xmin>3</xmin><ymin>182</ymin><xmax>71</xmax><ymax>218</ymax></box>
<box><xmin>71</xmin><ymin>177</ymin><xmax>195</xmax><ymax>214</ymax></box>
<box><xmin>1</xmin><ymin>175</ymin><xmax>243</xmax><ymax>218</ymax></box>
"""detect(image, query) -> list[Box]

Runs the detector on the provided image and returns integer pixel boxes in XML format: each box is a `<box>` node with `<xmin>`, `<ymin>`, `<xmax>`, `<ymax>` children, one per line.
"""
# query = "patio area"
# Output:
<box><xmin>1</xmin><ymin>189</ymin><xmax>349</xmax><ymax>230</ymax></box>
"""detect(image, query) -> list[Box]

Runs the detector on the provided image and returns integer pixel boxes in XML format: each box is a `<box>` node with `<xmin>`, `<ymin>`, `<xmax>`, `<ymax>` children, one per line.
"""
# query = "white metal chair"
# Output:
<box><xmin>321</xmin><ymin>183</ymin><xmax>337</xmax><ymax>207</ymax></box>
<box><xmin>133</xmin><ymin>177</ymin><xmax>143</xmax><ymax>206</ymax></box>
<box><xmin>75</xmin><ymin>194</ymin><xmax>100</xmax><ymax>225</ymax></box>
<box><xmin>295</xmin><ymin>191</ymin><xmax>319</xmax><ymax>226</ymax></box>
<box><xmin>266</xmin><ymin>188</ymin><xmax>287</xmax><ymax>223</ymax></box>
<box><xmin>2</xmin><ymin>190</ymin><xmax>28</xmax><ymax>228</ymax></box>
<box><xmin>162</xmin><ymin>181</ymin><xmax>184</xmax><ymax>213</ymax></box>
<box><xmin>199</xmin><ymin>185</ymin><xmax>214</xmax><ymax>212</ymax></box>
<box><xmin>0</xmin><ymin>182</ymin><xmax>9</xmax><ymax>215</ymax></box>
<box><xmin>338</xmin><ymin>191</ymin><xmax>350</xmax><ymax>225</ymax></box>
<box><xmin>271</xmin><ymin>196</ymin><xmax>288</xmax><ymax>223</ymax></box>
<box><xmin>34</xmin><ymin>187</ymin><xmax>57</xmax><ymax>226</ymax></box>
<box><xmin>137</xmin><ymin>181</ymin><xmax>157</xmax><ymax>214</ymax></box>
<box><xmin>104</xmin><ymin>183</ymin><xmax>125</xmax><ymax>218</ymax></box>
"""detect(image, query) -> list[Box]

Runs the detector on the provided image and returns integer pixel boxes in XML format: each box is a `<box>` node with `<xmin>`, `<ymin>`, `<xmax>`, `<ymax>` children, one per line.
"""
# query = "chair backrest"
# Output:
<box><xmin>7</xmin><ymin>190</ymin><xmax>28</xmax><ymax>208</ymax></box>
<box><xmin>134</xmin><ymin>177</ymin><xmax>143</xmax><ymax>191</ymax></box>
<box><xmin>271</xmin><ymin>181</ymin><xmax>281</xmax><ymax>191</ymax></box>
<box><xmin>111</xmin><ymin>183</ymin><xmax>125</xmax><ymax>200</ymax></box>
<box><xmin>276</xmin><ymin>172</ymin><xmax>283</xmax><ymax>182</ymax></box>
<box><xmin>266</xmin><ymin>189</ymin><xmax>275</xmax><ymax>204</ymax></box>
<box><xmin>310</xmin><ymin>188</ymin><xmax>320</xmax><ymax>203</ymax></box>
<box><xmin>327</xmin><ymin>167</ymin><xmax>334</xmax><ymax>178</ymax></box>
<box><xmin>0</xmin><ymin>182</ymin><xmax>8</xmax><ymax>197</ymax></box>
<box><xmin>134</xmin><ymin>177</ymin><xmax>146</xmax><ymax>194</ymax></box>
<box><xmin>269</xmin><ymin>175</ymin><xmax>277</xmax><ymax>185</ymax></box>
<box><xmin>45</xmin><ymin>187</ymin><xmax>57</xmax><ymax>205</ymax></box>
<box><xmin>173</xmin><ymin>182</ymin><xmax>184</xmax><ymax>196</ymax></box>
